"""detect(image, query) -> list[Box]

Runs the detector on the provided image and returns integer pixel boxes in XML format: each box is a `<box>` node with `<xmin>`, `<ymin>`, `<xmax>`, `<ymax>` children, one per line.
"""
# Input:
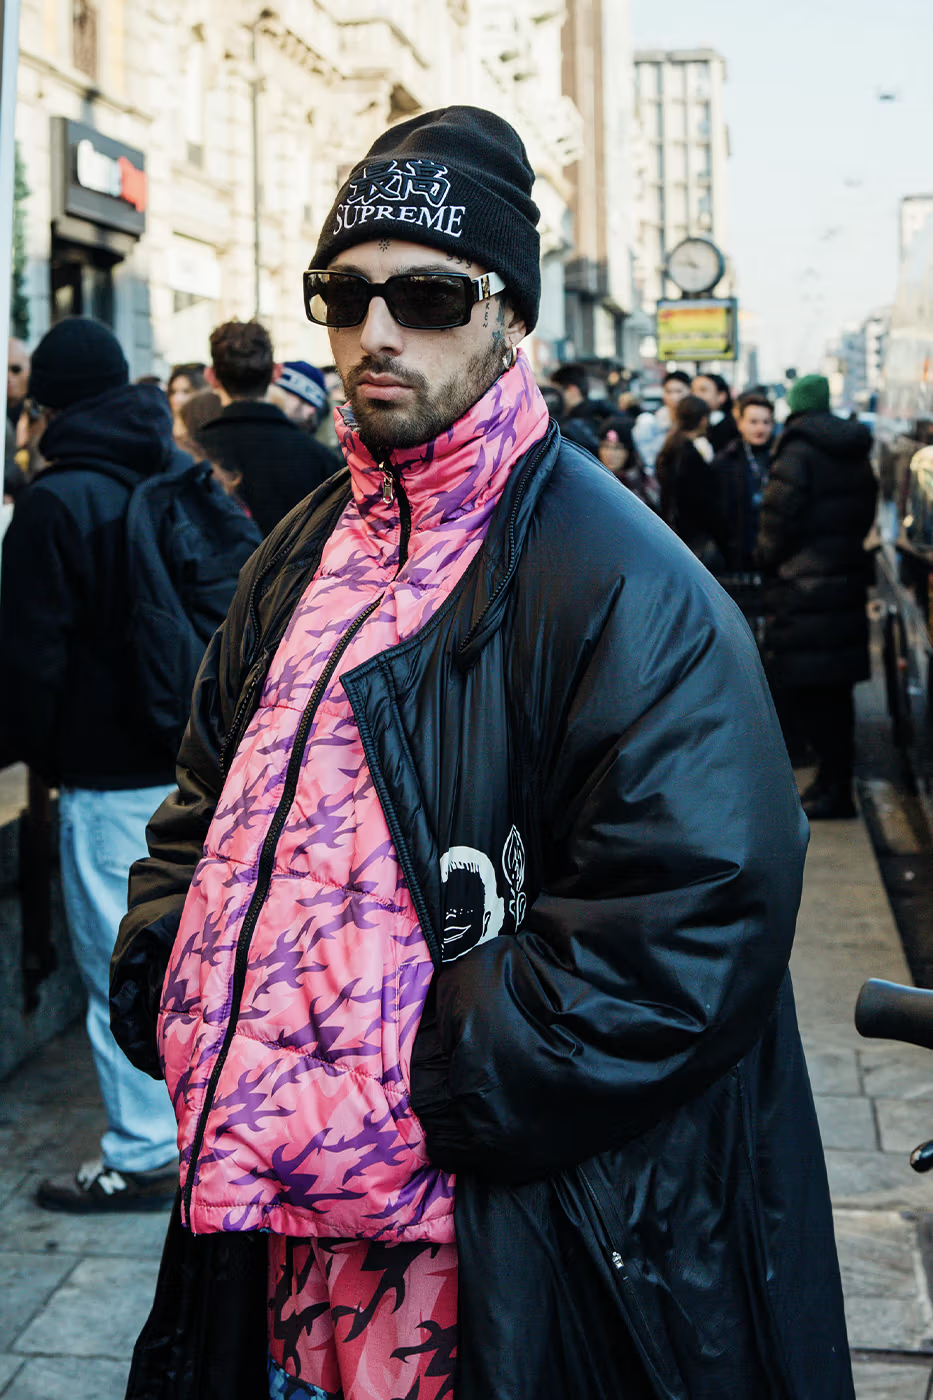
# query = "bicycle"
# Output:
<box><xmin>856</xmin><ymin>979</ymin><xmax>933</xmax><ymax>1399</ymax></box>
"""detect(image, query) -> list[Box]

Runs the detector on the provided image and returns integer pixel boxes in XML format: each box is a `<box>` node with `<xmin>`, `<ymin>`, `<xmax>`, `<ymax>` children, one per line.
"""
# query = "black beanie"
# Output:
<box><xmin>312</xmin><ymin>106</ymin><xmax>541</xmax><ymax>331</ymax></box>
<box><xmin>29</xmin><ymin>317</ymin><xmax>129</xmax><ymax>409</ymax></box>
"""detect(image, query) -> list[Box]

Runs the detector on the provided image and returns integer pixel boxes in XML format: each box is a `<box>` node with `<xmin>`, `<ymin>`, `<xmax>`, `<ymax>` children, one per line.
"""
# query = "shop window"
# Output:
<box><xmin>73</xmin><ymin>0</ymin><xmax>98</xmax><ymax>82</ymax></box>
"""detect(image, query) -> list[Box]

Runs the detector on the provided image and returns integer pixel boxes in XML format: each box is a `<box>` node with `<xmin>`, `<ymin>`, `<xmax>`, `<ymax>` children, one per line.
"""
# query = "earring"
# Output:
<box><xmin>502</xmin><ymin>344</ymin><xmax>516</xmax><ymax>371</ymax></box>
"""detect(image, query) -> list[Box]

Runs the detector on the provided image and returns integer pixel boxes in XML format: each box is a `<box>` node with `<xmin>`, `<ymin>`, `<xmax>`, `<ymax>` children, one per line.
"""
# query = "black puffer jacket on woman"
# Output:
<box><xmin>757</xmin><ymin>411</ymin><xmax>876</xmax><ymax>688</ymax></box>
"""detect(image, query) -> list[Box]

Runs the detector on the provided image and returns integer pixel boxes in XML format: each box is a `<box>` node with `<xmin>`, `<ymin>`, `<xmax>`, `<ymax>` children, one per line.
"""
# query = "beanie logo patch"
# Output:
<box><xmin>334</xmin><ymin>158</ymin><xmax>465</xmax><ymax>240</ymax></box>
<box><xmin>347</xmin><ymin>159</ymin><xmax>451</xmax><ymax>208</ymax></box>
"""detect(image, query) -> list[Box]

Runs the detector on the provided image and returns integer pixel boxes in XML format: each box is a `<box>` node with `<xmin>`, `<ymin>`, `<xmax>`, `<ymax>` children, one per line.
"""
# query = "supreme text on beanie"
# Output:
<box><xmin>312</xmin><ymin>107</ymin><xmax>541</xmax><ymax>332</ymax></box>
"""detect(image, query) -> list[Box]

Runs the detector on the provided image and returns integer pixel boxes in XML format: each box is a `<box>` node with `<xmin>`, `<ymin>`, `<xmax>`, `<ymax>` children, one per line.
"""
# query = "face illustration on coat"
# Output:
<box><xmin>440</xmin><ymin>847</ymin><xmax>505</xmax><ymax>960</ymax></box>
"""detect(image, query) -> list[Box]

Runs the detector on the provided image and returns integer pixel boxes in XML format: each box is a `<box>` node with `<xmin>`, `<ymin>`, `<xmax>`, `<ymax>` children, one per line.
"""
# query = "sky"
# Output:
<box><xmin>630</xmin><ymin>0</ymin><xmax>933</xmax><ymax>380</ymax></box>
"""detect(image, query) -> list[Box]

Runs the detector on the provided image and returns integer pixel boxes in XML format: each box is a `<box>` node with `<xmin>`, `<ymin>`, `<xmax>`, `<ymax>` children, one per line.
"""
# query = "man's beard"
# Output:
<box><xmin>343</xmin><ymin>337</ymin><xmax>504</xmax><ymax>454</ymax></box>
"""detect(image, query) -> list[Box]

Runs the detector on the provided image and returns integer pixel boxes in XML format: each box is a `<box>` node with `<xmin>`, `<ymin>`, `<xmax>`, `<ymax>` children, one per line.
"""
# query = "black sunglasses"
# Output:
<box><xmin>303</xmin><ymin>268</ymin><xmax>506</xmax><ymax>330</ymax></box>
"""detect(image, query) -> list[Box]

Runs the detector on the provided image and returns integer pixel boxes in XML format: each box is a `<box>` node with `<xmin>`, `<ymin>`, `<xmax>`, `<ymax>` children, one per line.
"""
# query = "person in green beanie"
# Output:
<box><xmin>787</xmin><ymin>373</ymin><xmax>831</xmax><ymax>415</ymax></box>
<box><xmin>757</xmin><ymin>373</ymin><xmax>877</xmax><ymax>818</ymax></box>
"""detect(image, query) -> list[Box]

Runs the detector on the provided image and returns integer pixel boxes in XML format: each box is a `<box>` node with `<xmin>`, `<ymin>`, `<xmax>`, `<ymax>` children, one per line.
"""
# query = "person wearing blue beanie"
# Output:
<box><xmin>275</xmin><ymin>359</ymin><xmax>329</xmax><ymax>434</ymax></box>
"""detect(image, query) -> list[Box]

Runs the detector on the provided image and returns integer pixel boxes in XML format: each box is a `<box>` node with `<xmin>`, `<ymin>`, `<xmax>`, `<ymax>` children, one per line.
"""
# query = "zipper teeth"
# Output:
<box><xmin>458</xmin><ymin>428</ymin><xmax>553</xmax><ymax>654</ymax></box>
<box><xmin>580</xmin><ymin>1169</ymin><xmax>624</xmax><ymax>1270</ymax></box>
<box><xmin>220</xmin><ymin>664</ymin><xmax>263</xmax><ymax>772</ymax></box>
<box><xmin>182</xmin><ymin>591</ymin><xmax>383</xmax><ymax>1225</ymax></box>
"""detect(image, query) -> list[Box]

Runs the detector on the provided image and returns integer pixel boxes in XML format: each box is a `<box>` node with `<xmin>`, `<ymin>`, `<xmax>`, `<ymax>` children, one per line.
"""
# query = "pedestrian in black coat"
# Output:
<box><xmin>693</xmin><ymin>371</ymin><xmax>740</xmax><ymax>453</ymax></box>
<box><xmin>202</xmin><ymin>320</ymin><xmax>333</xmax><ymax>536</ymax></box>
<box><xmin>711</xmin><ymin>390</ymin><xmax>775</xmax><ymax>571</ymax></box>
<box><xmin>655</xmin><ymin>393</ymin><xmax>723</xmax><ymax>568</ymax></box>
<box><xmin>550</xmin><ymin>361</ymin><xmax>612</xmax><ymax>455</ymax></box>
<box><xmin>756</xmin><ymin>374</ymin><xmax>877</xmax><ymax>819</ymax></box>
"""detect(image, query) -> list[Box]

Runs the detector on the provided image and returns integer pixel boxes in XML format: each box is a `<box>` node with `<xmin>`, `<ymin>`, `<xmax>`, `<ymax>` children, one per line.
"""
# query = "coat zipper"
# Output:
<box><xmin>578</xmin><ymin>1165</ymin><xmax>678</xmax><ymax>1399</ymax></box>
<box><xmin>182</xmin><ymin>470</ymin><xmax>412</xmax><ymax>1227</ymax></box>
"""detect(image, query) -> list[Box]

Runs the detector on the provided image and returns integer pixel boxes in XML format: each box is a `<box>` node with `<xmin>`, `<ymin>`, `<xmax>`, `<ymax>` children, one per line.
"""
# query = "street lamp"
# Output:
<box><xmin>247</xmin><ymin>8</ymin><xmax>275</xmax><ymax>320</ymax></box>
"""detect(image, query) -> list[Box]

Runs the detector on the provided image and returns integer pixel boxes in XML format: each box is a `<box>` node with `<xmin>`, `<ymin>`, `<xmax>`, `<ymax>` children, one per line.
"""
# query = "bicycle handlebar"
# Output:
<box><xmin>855</xmin><ymin>979</ymin><xmax>933</xmax><ymax>1051</ymax></box>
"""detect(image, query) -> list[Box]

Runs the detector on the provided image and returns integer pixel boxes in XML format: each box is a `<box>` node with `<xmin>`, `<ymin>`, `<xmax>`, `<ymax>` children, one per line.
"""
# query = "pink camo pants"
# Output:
<box><xmin>268</xmin><ymin>1235</ymin><xmax>458</xmax><ymax>1400</ymax></box>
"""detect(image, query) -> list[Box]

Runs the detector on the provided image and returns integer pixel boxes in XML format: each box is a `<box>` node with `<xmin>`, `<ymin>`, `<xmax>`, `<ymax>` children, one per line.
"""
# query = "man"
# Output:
<box><xmin>711</xmin><ymin>389</ymin><xmax>775</xmax><ymax>571</ymax></box>
<box><xmin>7</xmin><ymin>335</ymin><xmax>29</xmax><ymax>420</ymax></box>
<box><xmin>112</xmin><ymin>108</ymin><xmax>851</xmax><ymax>1400</ymax></box>
<box><xmin>4</xmin><ymin>336</ymin><xmax>30</xmax><ymax>499</ymax></box>
<box><xmin>273</xmin><ymin>360</ymin><xmax>328</xmax><ymax>432</ymax></box>
<box><xmin>270</xmin><ymin>358</ymin><xmax>341</xmax><ymax>476</ymax></box>
<box><xmin>633</xmin><ymin>368</ymin><xmax>691</xmax><ymax>467</ymax></box>
<box><xmin>549</xmin><ymin>361</ymin><xmax>611</xmax><ymax>453</ymax></box>
<box><xmin>757</xmin><ymin>373</ymin><xmax>877</xmax><ymax>820</ymax></box>
<box><xmin>199</xmin><ymin>320</ymin><xmax>331</xmax><ymax>535</ymax></box>
<box><xmin>0</xmin><ymin>318</ymin><xmax>179</xmax><ymax>1211</ymax></box>
<box><xmin>693</xmin><ymin>370</ymin><xmax>740</xmax><ymax>453</ymax></box>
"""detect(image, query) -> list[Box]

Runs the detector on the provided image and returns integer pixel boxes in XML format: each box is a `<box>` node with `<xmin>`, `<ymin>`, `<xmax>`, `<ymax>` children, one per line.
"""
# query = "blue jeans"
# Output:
<box><xmin>59</xmin><ymin>785</ymin><xmax>178</xmax><ymax>1174</ymax></box>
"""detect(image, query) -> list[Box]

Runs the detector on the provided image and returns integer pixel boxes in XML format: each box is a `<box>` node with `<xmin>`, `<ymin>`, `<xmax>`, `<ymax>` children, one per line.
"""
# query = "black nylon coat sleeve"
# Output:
<box><xmin>414</xmin><ymin>563</ymin><xmax>809</xmax><ymax>1182</ymax></box>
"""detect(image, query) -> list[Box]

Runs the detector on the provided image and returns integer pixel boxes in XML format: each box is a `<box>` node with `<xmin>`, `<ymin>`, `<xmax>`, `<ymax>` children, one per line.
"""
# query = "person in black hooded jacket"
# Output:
<box><xmin>110</xmin><ymin>110</ymin><xmax>852</xmax><ymax>1400</ymax></box>
<box><xmin>757</xmin><ymin>374</ymin><xmax>877</xmax><ymax>819</ymax></box>
<box><xmin>0</xmin><ymin>318</ymin><xmax>180</xmax><ymax>1212</ymax></box>
<box><xmin>200</xmin><ymin>319</ymin><xmax>333</xmax><ymax>536</ymax></box>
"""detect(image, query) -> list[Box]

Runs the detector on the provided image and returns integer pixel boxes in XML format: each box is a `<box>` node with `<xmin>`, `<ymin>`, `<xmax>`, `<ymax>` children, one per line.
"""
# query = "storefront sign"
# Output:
<box><xmin>656</xmin><ymin>297</ymin><xmax>738</xmax><ymax>362</ymax></box>
<box><xmin>52</xmin><ymin>117</ymin><xmax>146</xmax><ymax>238</ymax></box>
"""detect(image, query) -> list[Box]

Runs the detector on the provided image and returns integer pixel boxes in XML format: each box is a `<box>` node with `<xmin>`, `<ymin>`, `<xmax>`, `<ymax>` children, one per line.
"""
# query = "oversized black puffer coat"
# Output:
<box><xmin>111</xmin><ymin>427</ymin><xmax>852</xmax><ymax>1400</ymax></box>
<box><xmin>757</xmin><ymin>411</ymin><xmax>877</xmax><ymax>689</ymax></box>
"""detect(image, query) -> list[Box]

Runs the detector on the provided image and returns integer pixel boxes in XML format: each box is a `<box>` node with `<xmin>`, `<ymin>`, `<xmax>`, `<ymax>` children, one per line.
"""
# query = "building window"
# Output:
<box><xmin>690</xmin><ymin>63</ymin><xmax>710</xmax><ymax>99</ymax></box>
<box><xmin>72</xmin><ymin>0</ymin><xmax>98</xmax><ymax>81</ymax></box>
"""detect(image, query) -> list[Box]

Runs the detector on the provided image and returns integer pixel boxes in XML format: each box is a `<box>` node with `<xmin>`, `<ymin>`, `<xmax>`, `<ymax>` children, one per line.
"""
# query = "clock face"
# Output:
<box><xmin>666</xmin><ymin>238</ymin><xmax>725</xmax><ymax>294</ymax></box>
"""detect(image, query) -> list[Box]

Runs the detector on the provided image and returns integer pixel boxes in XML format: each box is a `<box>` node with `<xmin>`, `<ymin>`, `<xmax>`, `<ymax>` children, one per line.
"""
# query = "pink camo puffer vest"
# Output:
<box><xmin>159</xmin><ymin>352</ymin><xmax>549</xmax><ymax>1242</ymax></box>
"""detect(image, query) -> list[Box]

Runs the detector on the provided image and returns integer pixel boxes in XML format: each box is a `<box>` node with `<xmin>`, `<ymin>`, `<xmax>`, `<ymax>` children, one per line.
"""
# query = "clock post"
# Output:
<box><xmin>656</xmin><ymin>237</ymin><xmax>737</xmax><ymax>372</ymax></box>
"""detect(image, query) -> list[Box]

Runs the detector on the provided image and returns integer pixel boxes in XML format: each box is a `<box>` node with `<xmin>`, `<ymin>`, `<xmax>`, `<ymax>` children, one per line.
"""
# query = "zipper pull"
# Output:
<box><xmin>381</xmin><ymin>466</ymin><xmax>395</xmax><ymax>504</ymax></box>
<box><xmin>611</xmin><ymin>1250</ymin><xmax>625</xmax><ymax>1271</ymax></box>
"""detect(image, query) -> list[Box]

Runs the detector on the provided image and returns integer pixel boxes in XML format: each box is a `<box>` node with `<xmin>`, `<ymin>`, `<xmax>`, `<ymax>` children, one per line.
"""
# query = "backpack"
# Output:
<box><xmin>102</xmin><ymin>459</ymin><xmax>262</xmax><ymax>757</ymax></box>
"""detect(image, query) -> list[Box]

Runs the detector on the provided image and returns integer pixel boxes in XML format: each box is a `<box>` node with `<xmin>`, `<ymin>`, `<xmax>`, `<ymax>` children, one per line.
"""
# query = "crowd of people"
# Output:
<box><xmin>0</xmin><ymin>102</ymin><xmax>870</xmax><ymax>1400</ymax></box>
<box><xmin>546</xmin><ymin>360</ymin><xmax>878</xmax><ymax>821</ymax></box>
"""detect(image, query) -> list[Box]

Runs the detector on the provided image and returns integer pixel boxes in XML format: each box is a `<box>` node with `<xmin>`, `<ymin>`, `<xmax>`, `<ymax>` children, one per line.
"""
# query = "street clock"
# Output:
<box><xmin>665</xmin><ymin>238</ymin><xmax>725</xmax><ymax>295</ymax></box>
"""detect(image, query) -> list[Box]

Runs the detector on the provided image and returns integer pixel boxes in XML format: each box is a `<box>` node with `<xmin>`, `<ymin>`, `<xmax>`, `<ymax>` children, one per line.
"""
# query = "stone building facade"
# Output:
<box><xmin>14</xmin><ymin>0</ymin><xmax>600</xmax><ymax>376</ymax></box>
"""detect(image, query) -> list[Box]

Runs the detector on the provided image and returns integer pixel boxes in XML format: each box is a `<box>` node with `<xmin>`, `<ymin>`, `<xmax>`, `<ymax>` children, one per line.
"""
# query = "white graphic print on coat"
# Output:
<box><xmin>439</xmin><ymin>847</ymin><xmax>505</xmax><ymax>960</ymax></box>
<box><xmin>502</xmin><ymin>825</ymin><xmax>527</xmax><ymax>928</ymax></box>
<box><xmin>439</xmin><ymin>826</ymin><xmax>527</xmax><ymax>960</ymax></box>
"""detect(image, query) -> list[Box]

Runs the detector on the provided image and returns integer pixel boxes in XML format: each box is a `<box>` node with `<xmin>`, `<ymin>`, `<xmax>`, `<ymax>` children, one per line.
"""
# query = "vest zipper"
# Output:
<box><xmin>183</xmin><ymin>469</ymin><xmax>412</xmax><ymax>1227</ymax></box>
<box><xmin>380</xmin><ymin>455</ymin><xmax>411</xmax><ymax>569</ymax></box>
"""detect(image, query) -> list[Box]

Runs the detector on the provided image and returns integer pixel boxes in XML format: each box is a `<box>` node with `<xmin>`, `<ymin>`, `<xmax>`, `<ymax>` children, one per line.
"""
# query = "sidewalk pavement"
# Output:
<box><xmin>0</xmin><ymin>813</ymin><xmax>931</xmax><ymax>1397</ymax></box>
